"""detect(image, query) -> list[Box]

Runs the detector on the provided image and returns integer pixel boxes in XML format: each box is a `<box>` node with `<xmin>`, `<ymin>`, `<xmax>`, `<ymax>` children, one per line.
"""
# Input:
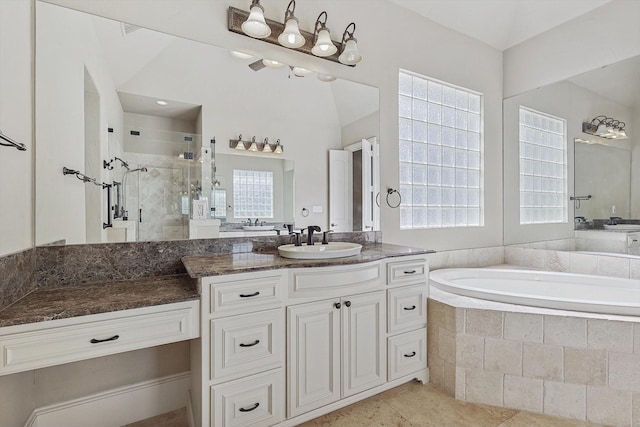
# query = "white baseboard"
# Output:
<box><xmin>24</xmin><ymin>372</ymin><xmax>191</xmax><ymax>427</ymax></box>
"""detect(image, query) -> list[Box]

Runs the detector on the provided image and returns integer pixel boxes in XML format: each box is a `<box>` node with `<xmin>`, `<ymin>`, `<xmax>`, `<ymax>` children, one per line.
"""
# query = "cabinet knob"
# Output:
<box><xmin>334</xmin><ymin>302</ymin><xmax>341</xmax><ymax>309</ymax></box>
<box><xmin>344</xmin><ymin>300</ymin><xmax>351</xmax><ymax>307</ymax></box>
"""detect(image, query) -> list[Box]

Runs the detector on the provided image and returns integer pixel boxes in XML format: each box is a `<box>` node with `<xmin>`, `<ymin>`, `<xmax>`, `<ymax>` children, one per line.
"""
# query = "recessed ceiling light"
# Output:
<box><xmin>156</xmin><ymin>100</ymin><xmax>168</xmax><ymax>106</ymax></box>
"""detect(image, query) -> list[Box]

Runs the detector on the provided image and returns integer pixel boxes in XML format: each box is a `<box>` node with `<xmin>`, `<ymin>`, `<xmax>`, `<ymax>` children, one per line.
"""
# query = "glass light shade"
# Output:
<box><xmin>241</xmin><ymin>5</ymin><xmax>271</xmax><ymax>39</ymax></box>
<box><xmin>262</xmin><ymin>59</ymin><xmax>286</xmax><ymax>69</ymax></box>
<box><xmin>311</xmin><ymin>29</ymin><xmax>337</xmax><ymax>57</ymax></box>
<box><xmin>317</xmin><ymin>74</ymin><xmax>337</xmax><ymax>82</ymax></box>
<box><xmin>596</xmin><ymin>123</ymin><xmax>615</xmax><ymax>137</ymax></box>
<box><xmin>262</xmin><ymin>142</ymin><xmax>273</xmax><ymax>153</ymax></box>
<box><xmin>278</xmin><ymin>18</ymin><xmax>305</xmax><ymax>48</ymax></box>
<box><xmin>338</xmin><ymin>38</ymin><xmax>362</xmax><ymax>65</ymax></box>
<box><xmin>274</xmin><ymin>144</ymin><xmax>283</xmax><ymax>154</ymax></box>
<box><xmin>249</xmin><ymin>142</ymin><xmax>258</xmax><ymax>151</ymax></box>
<box><xmin>235</xmin><ymin>141</ymin><xmax>246</xmax><ymax>150</ymax></box>
<box><xmin>230</xmin><ymin>50</ymin><xmax>254</xmax><ymax>60</ymax></box>
<box><xmin>292</xmin><ymin>66</ymin><xmax>313</xmax><ymax>77</ymax></box>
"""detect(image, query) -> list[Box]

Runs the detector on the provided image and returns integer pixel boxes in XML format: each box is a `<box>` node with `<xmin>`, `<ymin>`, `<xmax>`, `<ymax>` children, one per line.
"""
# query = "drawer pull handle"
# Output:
<box><xmin>90</xmin><ymin>335</ymin><xmax>119</xmax><ymax>344</ymax></box>
<box><xmin>403</xmin><ymin>305</ymin><xmax>417</xmax><ymax>311</ymax></box>
<box><xmin>239</xmin><ymin>291</ymin><xmax>260</xmax><ymax>298</ymax></box>
<box><xmin>404</xmin><ymin>351</ymin><xmax>416</xmax><ymax>358</ymax></box>
<box><xmin>239</xmin><ymin>402</ymin><xmax>260</xmax><ymax>412</ymax></box>
<box><xmin>403</xmin><ymin>270</ymin><xmax>417</xmax><ymax>274</ymax></box>
<box><xmin>239</xmin><ymin>340</ymin><xmax>260</xmax><ymax>348</ymax></box>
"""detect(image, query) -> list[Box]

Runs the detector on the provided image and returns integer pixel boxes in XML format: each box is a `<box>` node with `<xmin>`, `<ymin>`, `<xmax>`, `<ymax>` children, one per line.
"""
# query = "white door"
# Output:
<box><xmin>360</xmin><ymin>139</ymin><xmax>374</xmax><ymax>231</ymax></box>
<box><xmin>341</xmin><ymin>291</ymin><xmax>386</xmax><ymax>397</ymax></box>
<box><xmin>329</xmin><ymin>150</ymin><xmax>351</xmax><ymax>232</ymax></box>
<box><xmin>287</xmin><ymin>299</ymin><xmax>341</xmax><ymax>418</ymax></box>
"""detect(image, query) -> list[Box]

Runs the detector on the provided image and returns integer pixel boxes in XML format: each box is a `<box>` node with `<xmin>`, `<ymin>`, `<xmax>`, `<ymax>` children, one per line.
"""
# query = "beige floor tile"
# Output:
<box><xmin>497</xmin><ymin>411</ymin><xmax>603</xmax><ymax>427</ymax></box>
<box><xmin>310</xmin><ymin>394</ymin><xmax>413</xmax><ymax>427</ymax></box>
<box><xmin>123</xmin><ymin>407</ymin><xmax>188</xmax><ymax>427</ymax></box>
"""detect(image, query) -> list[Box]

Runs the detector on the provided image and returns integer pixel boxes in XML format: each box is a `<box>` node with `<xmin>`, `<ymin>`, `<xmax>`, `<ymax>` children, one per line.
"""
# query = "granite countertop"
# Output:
<box><xmin>182</xmin><ymin>243</ymin><xmax>434</xmax><ymax>278</ymax></box>
<box><xmin>0</xmin><ymin>275</ymin><xmax>199</xmax><ymax>328</ymax></box>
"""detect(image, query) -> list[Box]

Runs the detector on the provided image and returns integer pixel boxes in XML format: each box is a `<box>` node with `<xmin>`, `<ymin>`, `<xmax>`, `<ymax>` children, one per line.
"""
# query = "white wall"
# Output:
<box><xmin>43</xmin><ymin>0</ymin><xmax>504</xmax><ymax>251</ymax></box>
<box><xmin>0</xmin><ymin>0</ymin><xmax>33</xmax><ymax>256</ymax></box>
<box><xmin>504</xmin><ymin>0</ymin><xmax>640</xmax><ymax>98</ymax></box>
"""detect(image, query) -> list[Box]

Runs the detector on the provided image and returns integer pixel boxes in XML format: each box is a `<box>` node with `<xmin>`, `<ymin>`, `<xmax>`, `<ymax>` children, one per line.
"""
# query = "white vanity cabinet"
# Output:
<box><xmin>193</xmin><ymin>254</ymin><xmax>428</xmax><ymax>427</ymax></box>
<box><xmin>287</xmin><ymin>291</ymin><xmax>386</xmax><ymax>417</ymax></box>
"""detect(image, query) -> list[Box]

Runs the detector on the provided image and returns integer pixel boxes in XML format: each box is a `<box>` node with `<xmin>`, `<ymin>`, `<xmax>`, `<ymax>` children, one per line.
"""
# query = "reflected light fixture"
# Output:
<box><xmin>338</xmin><ymin>23</ymin><xmax>362</xmax><ymax>65</ymax></box>
<box><xmin>230</xmin><ymin>50</ymin><xmax>254</xmax><ymax>60</ymax></box>
<box><xmin>241</xmin><ymin>0</ymin><xmax>271</xmax><ymax>39</ymax></box>
<box><xmin>262</xmin><ymin>137</ymin><xmax>273</xmax><ymax>152</ymax></box>
<box><xmin>234</xmin><ymin>133</ymin><xmax>246</xmax><ymax>150</ymax></box>
<box><xmin>582</xmin><ymin>116</ymin><xmax>629</xmax><ymax>140</ymax></box>
<box><xmin>274</xmin><ymin>139</ymin><xmax>284</xmax><ymax>154</ymax></box>
<box><xmin>278</xmin><ymin>0</ymin><xmax>305</xmax><ymax>49</ymax></box>
<box><xmin>292</xmin><ymin>66</ymin><xmax>313</xmax><ymax>77</ymax></box>
<box><xmin>317</xmin><ymin>73</ymin><xmax>337</xmax><ymax>82</ymax></box>
<box><xmin>248</xmin><ymin>136</ymin><xmax>259</xmax><ymax>151</ymax></box>
<box><xmin>311</xmin><ymin>12</ymin><xmax>337</xmax><ymax>57</ymax></box>
<box><xmin>263</xmin><ymin>58</ymin><xmax>286</xmax><ymax>69</ymax></box>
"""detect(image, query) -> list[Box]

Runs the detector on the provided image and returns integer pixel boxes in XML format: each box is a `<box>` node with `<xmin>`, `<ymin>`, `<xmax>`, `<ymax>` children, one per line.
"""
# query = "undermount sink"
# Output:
<box><xmin>603</xmin><ymin>224</ymin><xmax>640</xmax><ymax>231</ymax></box>
<box><xmin>278</xmin><ymin>242</ymin><xmax>363</xmax><ymax>259</ymax></box>
<box><xmin>242</xmin><ymin>225</ymin><xmax>275</xmax><ymax>231</ymax></box>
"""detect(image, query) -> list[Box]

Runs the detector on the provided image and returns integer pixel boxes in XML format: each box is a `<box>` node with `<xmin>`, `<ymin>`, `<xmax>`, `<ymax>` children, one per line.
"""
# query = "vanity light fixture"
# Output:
<box><xmin>278</xmin><ymin>0</ymin><xmax>305</xmax><ymax>49</ymax></box>
<box><xmin>248</xmin><ymin>136</ymin><xmax>259</xmax><ymax>151</ymax></box>
<box><xmin>241</xmin><ymin>0</ymin><xmax>271</xmax><ymax>39</ymax></box>
<box><xmin>228</xmin><ymin>6</ymin><xmax>358</xmax><ymax>67</ymax></box>
<box><xmin>582</xmin><ymin>116</ymin><xmax>629</xmax><ymax>140</ymax></box>
<box><xmin>311</xmin><ymin>12</ymin><xmax>337</xmax><ymax>57</ymax></box>
<box><xmin>338</xmin><ymin>23</ymin><xmax>362</xmax><ymax>65</ymax></box>
<box><xmin>234</xmin><ymin>133</ymin><xmax>246</xmax><ymax>150</ymax></box>
<box><xmin>274</xmin><ymin>139</ymin><xmax>284</xmax><ymax>154</ymax></box>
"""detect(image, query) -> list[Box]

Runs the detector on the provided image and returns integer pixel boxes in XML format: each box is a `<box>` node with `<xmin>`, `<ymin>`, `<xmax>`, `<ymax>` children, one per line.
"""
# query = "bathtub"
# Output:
<box><xmin>429</xmin><ymin>267</ymin><xmax>640</xmax><ymax>316</ymax></box>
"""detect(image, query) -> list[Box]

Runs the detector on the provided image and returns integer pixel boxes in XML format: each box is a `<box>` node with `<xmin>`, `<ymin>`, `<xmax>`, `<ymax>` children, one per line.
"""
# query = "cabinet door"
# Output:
<box><xmin>287</xmin><ymin>299</ymin><xmax>341</xmax><ymax>418</ymax></box>
<box><xmin>342</xmin><ymin>291</ymin><xmax>386</xmax><ymax>398</ymax></box>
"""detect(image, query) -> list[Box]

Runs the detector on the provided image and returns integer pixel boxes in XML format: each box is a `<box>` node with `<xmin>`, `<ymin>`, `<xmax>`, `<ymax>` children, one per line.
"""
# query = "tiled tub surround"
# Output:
<box><xmin>428</xmin><ymin>288</ymin><xmax>640</xmax><ymax>427</ymax></box>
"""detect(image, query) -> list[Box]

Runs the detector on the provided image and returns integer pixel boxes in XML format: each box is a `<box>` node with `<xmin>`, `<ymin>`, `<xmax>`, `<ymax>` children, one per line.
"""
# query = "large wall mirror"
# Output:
<box><xmin>503</xmin><ymin>55</ymin><xmax>639</xmax><ymax>252</ymax></box>
<box><xmin>35</xmin><ymin>1</ymin><xmax>380</xmax><ymax>246</ymax></box>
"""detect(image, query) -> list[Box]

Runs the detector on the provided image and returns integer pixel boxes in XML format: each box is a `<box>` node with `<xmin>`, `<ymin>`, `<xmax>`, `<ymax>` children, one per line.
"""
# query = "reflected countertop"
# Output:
<box><xmin>181</xmin><ymin>243</ymin><xmax>434</xmax><ymax>278</ymax></box>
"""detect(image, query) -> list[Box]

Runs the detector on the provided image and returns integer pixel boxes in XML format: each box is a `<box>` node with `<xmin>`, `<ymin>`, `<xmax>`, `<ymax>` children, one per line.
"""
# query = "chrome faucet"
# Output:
<box><xmin>307</xmin><ymin>225</ymin><xmax>321</xmax><ymax>245</ymax></box>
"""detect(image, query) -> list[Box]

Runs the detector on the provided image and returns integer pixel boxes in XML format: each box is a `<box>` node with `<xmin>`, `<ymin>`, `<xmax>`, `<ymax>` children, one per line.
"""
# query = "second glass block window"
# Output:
<box><xmin>233</xmin><ymin>169</ymin><xmax>274</xmax><ymax>219</ymax></box>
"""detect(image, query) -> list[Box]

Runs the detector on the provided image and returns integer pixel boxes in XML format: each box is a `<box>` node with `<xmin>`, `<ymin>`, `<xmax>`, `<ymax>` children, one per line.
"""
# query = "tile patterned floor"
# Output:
<box><xmin>125</xmin><ymin>382</ymin><xmax>604</xmax><ymax>427</ymax></box>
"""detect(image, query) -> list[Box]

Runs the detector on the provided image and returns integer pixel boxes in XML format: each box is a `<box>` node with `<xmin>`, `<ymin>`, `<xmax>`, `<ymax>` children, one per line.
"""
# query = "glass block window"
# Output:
<box><xmin>211</xmin><ymin>188</ymin><xmax>226</xmax><ymax>219</ymax></box>
<box><xmin>233</xmin><ymin>170</ymin><xmax>273</xmax><ymax>218</ymax></box>
<box><xmin>398</xmin><ymin>70</ymin><xmax>483</xmax><ymax>229</ymax></box>
<box><xmin>519</xmin><ymin>106</ymin><xmax>567</xmax><ymax>224</ymax></box>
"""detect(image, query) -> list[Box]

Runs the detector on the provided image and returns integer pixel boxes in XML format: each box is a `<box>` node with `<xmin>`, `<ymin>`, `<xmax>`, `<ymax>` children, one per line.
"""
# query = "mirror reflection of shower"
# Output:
<box><xmin>121</xmin><ymin>167</ymin><xmax>148</xmax><ymax>220</ymax></box>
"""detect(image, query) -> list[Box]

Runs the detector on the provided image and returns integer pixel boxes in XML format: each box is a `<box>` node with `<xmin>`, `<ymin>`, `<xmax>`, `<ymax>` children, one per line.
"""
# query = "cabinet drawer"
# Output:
<box><xmin>211</xmin><ymin>369</ymin><xmax>285</xmax><ymax>427</ymax></box>
<box><xmin>388</xmin><ymin>285</ymin><xmax>427</xmax><ymax>334</ymax></box>
<box><xmin>0</xmin><ymin>302</ymin><xmax>198</xmax><ymax>375</ymax></box>
<box><xmin>387</xmin><ymin>259</ymin><xmax>427</xmax><ymax>287</ymax></box>
<box><xmin>211</xmin><ymin>309</ymin><xmax>283</xmax><ymax>383</ymax></box>
<box><xmin>208</xmin><ymin>272</ymin><xmax>284</xmax><ymax>317</ymax></box>
<box><xmin>289</xmin><ymin>262</ymin><xmax>382</xmax><ymax>299</ymax></box>
<box><xmin>388</xmin><ymin>329</ymin><xmax>427</xmax><ymax>381</ymax></box>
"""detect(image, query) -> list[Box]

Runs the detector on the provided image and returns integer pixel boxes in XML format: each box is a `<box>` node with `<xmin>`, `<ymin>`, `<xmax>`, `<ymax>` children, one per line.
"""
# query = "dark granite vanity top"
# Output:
<box><xmin>182</xmin><ymin>243</ymin><xmax>433</xmax><ymax>278</ymax></box>
<box><xmin>0</xmin><ymin>275</ymin><xmax>199</xmax><ymax>328</ymax></box>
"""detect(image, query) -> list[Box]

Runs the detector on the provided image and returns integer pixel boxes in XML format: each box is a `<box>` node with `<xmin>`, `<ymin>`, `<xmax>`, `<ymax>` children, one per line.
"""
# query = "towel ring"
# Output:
<box><xmin>386</xmin><ymin>188</ymin><xmax>401</xmax><ymax>209</ymax></box>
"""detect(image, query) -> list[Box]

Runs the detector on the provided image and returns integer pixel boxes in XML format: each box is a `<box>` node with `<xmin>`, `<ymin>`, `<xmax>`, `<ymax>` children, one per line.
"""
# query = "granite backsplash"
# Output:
<box><xmin>0</xmin><ymin>248</ymin><xmax>36</xmax><ymax>311</ymax></box>
<box><xmin>35</xmin><ymin>231</ymin><xmax>380</xmax><ymax>288</ymax></box>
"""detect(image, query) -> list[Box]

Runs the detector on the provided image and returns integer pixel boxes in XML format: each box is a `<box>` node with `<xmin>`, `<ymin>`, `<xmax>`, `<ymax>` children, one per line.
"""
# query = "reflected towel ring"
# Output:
<box><xmin>375</xmin><ymin>192</ymin><xmax>381</xmax><ymax>207</ymax></box>
<box><xmin>386</xmin><ymin>188</ymin><xmax>401</xmax><ymax>208</ymax></box>
<box><xmin>301</xmin><ymin>207</ymin><xmax>310</xmax><ymax>217</ymax></box>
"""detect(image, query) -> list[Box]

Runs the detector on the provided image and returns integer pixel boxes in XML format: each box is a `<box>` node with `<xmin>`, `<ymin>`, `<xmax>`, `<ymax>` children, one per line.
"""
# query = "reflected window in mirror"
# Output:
<box><xmin>398</xmin><ymin>70</ymin><xmax>483</xmax><ymax>229</ymax></box>
<box><xmin>233</xmin><ymin>170</ymin><xmax>274</xmax><ymax>219</ymax></box>
<box><xmin>518</xmin><ymin>107</ymin><xmax>567</xmax><ymax>225</ymax></box>
<box><xmin>212</xmin><ymin>188</ymin><xmax>226</xmax><ymax>219</ymax></box>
